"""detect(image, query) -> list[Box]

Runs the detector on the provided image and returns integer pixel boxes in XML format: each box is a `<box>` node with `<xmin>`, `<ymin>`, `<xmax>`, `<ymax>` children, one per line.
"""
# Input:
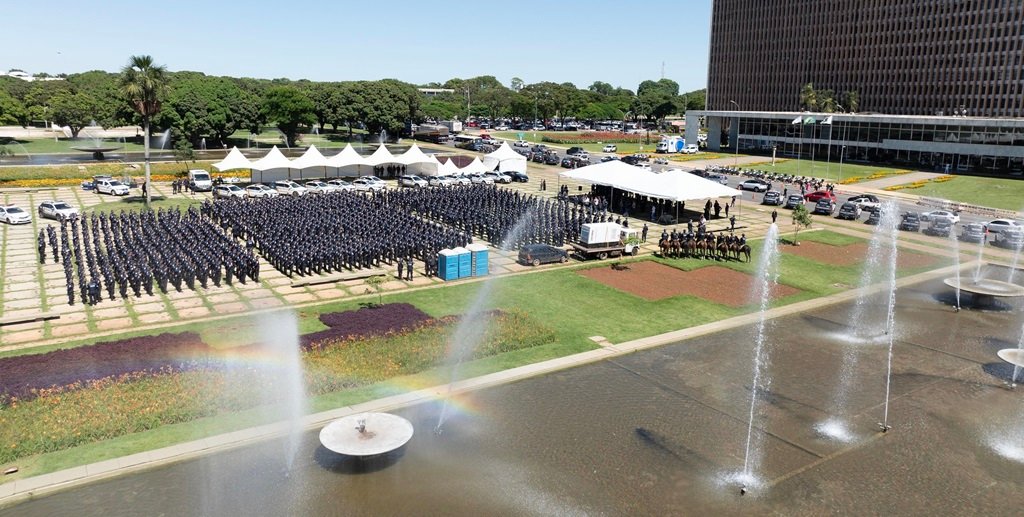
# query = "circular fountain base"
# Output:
<box><xmin>319</xmin><ymin>412</ymin><xmax>413</xmax><ymax>457</ymax></box>
<box><xmin>72</xmin><ymin>147</ymin><xmax>121</xmax><ymax>160</ymax></box>
<box><xmin>997</xmin><ymin>349</ymin><xmax>1024</xmax><ymax>369</ymax></box>
<box><xmin>944</xmin><ymin>278</ymin><xmax>1024</xmax><ymax>308</ymax></box>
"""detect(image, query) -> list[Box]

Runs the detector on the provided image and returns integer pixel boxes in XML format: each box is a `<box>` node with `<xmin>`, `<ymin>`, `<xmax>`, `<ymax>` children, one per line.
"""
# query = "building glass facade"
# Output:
<box><xmin>707</xmin><ymin>0</ymin><xmax>1024</xmax><ymax>118</ymax></box>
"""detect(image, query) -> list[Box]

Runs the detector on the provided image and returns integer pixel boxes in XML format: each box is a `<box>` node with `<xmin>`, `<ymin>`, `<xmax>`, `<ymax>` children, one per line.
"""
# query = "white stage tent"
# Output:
<box><xmin>326</xmin><ymin>144</ymin><xmax>367</xmax><ymax>177</ymax></box>
<box><xmin>482</xmin><ymin>142</ymin><xmax>527</xmax><ymax>173</ymax></box>
<box><xmin>362</xmin><ymin>144</ymin><xmax>397</xmax><ymax>167</ymax></box>
<box><xmin>437</xmin><ymin>157</ymin><xmax>461</xmax><ymax>176</ymax></box>
<box><xmin>461</xmin><ymin>157</ymin><xmax>487</xmax><ymax>175</ymax></box>
<box><xmin>248</xmin><ymin>146</ymin><xmax>293</xmax><ymax>183</ymax></box>
<box><xmin>211</xmin><ymin>146</ymin><xmax>253</xmax><ymax>173</ymax></box>
<box><xmin>288</xmin><ymin>145</ymin><xmax>330</xmax><ymax>180</ymax></box>
<box><xmin>395</xmin><ymin>144</ymin><xmax>438</xmax><ymax>176</ymax></box>
<box><xmin>561</xmin><ymin>161</ymin><xmax>742</xmax><ymax>203</ymax></box>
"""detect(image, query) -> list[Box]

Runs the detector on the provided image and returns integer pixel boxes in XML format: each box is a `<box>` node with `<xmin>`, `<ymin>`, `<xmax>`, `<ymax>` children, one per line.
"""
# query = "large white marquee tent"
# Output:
<box><xmin>211</xmin><ymin>143</ymin><xmax>490</xmax><ymax>182</ymax></box>
<box><xmin>560</xmin><ymin>161</ymin><xmax>742</xmax><ymax>202</ymax></box>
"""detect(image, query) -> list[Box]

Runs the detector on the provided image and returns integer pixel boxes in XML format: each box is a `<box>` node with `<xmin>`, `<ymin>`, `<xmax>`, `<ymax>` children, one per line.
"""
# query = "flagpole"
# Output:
<box><xmin>826</xmin><ymin>117</ymin><xmax>832</xmax><ymax>179</ymax></box>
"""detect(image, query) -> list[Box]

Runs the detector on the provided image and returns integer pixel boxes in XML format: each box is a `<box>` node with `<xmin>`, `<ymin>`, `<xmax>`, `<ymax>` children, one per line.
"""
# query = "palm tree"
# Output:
<box><xmin>119</xmin><ymin>55</ymin><xmax>167</xmax><ymax>207</ymax></box>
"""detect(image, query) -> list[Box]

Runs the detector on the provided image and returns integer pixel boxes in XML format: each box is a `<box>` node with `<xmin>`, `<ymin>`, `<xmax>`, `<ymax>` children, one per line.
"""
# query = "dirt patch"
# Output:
<box><xmin>782</xmin><ymin>241</ymin><xmax>940</xmax><ymax>268</ymax></box>
<box><xmin>578</xmin><ymin>261</ymin><xmax>799</xmax><ymax>307</ymax></box>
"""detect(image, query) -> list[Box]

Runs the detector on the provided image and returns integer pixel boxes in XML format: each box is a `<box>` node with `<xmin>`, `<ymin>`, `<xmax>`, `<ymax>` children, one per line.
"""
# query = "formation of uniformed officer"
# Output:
<box><xmin>203</xmin><ymin>191</ymin><xmax>471</xmax><ymax>278</ymax></box>
<box><xmin>51</xmin><ymin>207</ymin><xmax>259</xmax><ymax>305</ymax></box>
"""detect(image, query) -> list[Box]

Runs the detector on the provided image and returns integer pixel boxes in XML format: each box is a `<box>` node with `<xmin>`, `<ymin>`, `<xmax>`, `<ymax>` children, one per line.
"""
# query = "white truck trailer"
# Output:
<box><xmin>569</xmin><ymin>222</ymin><xmax>641</xmax><ymax>260</ymax></box>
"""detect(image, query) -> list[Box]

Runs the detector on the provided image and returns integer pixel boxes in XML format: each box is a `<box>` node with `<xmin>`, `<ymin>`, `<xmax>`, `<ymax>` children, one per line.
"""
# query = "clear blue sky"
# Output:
<box><xmin>0</xmin><ymin>0</ymin><xmax>712</xmax><ymax>93</ymax></box>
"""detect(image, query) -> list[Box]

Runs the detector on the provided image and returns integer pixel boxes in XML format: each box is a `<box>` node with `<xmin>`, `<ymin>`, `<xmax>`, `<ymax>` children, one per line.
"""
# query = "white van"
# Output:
<box><xmin>188</xmin><ymin>170</ymin><xmax>213</xmax><ymax>192</ymax></box>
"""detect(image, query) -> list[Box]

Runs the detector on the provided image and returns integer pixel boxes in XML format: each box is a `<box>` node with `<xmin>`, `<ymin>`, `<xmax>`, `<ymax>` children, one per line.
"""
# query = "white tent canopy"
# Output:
<box><xmin>211</xmin><ymin>146</ymin><xmax>252</xmax><ymax>172</ymax></box>
<box><xmin>248</xmin><ymin>146</ymin><xmax>292</xmax><ymax>171</ymax></box>
<box><xmin>461</xmin><ymin>157</ymin><xmax>487</xmax><ymax>175</ymax></box>
<box><xmin>481</xmin><ymin>142</ymin><xmax>527</xmax><ymax>173</ymax></box>
<box><xmin>395</xmin><ymin>144</ymin><xmax>438</xmax><ymax>176</ymax></box>
<box><xmin>289</xmin><ymin>145</ymin><xmax>329</xmax><ymax>169</ymax></box>
<box><xmin>561</xmin><ymin>161</ymin><xmax>742</xmax><ymax>203</ymax></box>
<box><xmin>325</xmin><ymin>144</ymin><xmax>366</xmax><ymax>168</ymax></box>
<box><xmin>362</xmin><ymin>144</ymin><xmax>398</xmax><ymax>167</ymax></box>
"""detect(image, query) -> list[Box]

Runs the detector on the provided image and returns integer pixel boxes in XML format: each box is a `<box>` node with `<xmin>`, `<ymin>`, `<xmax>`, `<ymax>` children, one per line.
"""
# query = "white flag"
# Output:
<box><xmin>791</xmin><ymin>116</ymin><xmax>802</xmax><ymax>125</ymax></box>
<box><xmin>822</xmin><ymin>116</ymin><xmax>833</xmax><ymax>125</ymax></box>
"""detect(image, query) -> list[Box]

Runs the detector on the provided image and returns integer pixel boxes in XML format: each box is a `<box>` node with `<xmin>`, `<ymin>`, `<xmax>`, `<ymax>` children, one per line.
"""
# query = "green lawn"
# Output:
<box><xmin>0</xmin><ymin>137</ymin><xmax>147</xmax><ymax>155</ymax></box>
<box><xmin>883</xmin><ymin>175</ymin><xmax>1024</xmax><ymax>212</ymax></box>
<box><xmin>737</xmin><ymin>158</ymin><xmax>914</xmax><ymax>183</ymax></box>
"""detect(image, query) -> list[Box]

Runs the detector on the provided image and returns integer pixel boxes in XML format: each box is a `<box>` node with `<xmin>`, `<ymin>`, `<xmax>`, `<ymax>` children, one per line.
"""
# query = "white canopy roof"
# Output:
<box><xmin>561</xmin><ymin>161</ymin><xmax>742</xmax><ymax>202</ymax></box>
<box><xmin>394</xmin><ymin>144</ymin><xmax>434</xmax><ymax>165</ymax></box>
<box><xmin>482</xmin><ymin>142</ymin><xmax>527</xmax><ymax>173</ymax></box>
<box><xmin>439</xmin><ymin>157</ymin><xmax>461</xmax><ymax>176</ymax></box>
<box><xmin>289</xmin><ymin>145</ymin><xmax>329</xmax><ymax>169</ymax></box>
<box><xmin>461</xmin><ymin>157</ymin><xmax>487</xmax><ymax>175</ymax></box>
<box><xmin>211</xmin><ymin>146</ymin><xmax>252</xmax><ymax>172</ymax></box>
<box><xmin>248</xmin><ymin>146</ymin><xmax>293</xmax><ymax>171</ymax></box>
<box><xmin>325</xmin><ymin>144</ymin><xmax>366</xmax><ymax>168</ymax></box>
<box><xmin>362</xmin><ymin>144</ymin><xmax>397</xmax><ymax>166</ymax></box>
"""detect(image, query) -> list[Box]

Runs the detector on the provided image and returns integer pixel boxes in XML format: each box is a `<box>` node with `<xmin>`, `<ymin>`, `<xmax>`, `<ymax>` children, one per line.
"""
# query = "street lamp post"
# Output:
<box><xmin>729</xmin><ymin>100</ymin><xmax>740</xmax><ymax>168</ymax></box>
<box><xmin>839</xmin><ymin>145</ymin><xmax>846</xmax><ymax>182</ymax></box>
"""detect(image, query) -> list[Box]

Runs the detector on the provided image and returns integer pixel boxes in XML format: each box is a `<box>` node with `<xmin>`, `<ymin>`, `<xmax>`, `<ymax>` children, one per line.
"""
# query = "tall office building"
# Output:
<box><xmin>706</xmin><ymin>1</ymin><xmax>1024</xmax><ymax>118</ymax></box>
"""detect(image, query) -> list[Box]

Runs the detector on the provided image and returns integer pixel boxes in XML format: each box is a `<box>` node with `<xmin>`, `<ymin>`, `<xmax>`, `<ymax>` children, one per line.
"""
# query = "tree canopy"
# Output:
<box><xmin>262</xmin><ymin>86</ymin><xmax>315</xmax><ymax>146</ymax></box>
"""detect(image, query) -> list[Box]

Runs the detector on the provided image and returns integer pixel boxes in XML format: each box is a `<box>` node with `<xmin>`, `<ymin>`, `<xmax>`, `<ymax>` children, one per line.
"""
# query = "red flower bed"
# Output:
<box><xmin>0</xmin><ymin>333</ymin><xmax>212</xmax><ymax>401</ymax></box>
<box><xmin>541</xmin><ymin>131</ymin><xmax>657</xmax><ymax>144</ymax></box>
<box><xmin>301</xmin><ymin>303</ymin><xmax>433</xmax><ymax>349</ymax></box>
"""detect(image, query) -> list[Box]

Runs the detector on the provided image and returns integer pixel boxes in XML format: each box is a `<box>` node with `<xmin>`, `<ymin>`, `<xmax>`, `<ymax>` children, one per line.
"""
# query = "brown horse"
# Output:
<box><xmin>730</xmin><ymin>243</ymin><xmax>752</xmax><ymax>262</ymax></box>
<box><xmin>717</xmin><ymin>241</ymin><xmax>730</xmax><ymax>261</ymax></box>
<box><xmin>659</xmin><ymin>237</ymin><xmax>672</xmax><ymax>257</ymax></box>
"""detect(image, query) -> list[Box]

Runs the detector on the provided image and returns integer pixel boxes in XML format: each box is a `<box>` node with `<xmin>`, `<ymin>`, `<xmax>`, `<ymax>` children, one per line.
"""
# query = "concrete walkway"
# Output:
<box><xmin>0</xmin><ymin>261</ymin><xmax>970</xmax><ymax>508</ymax></box>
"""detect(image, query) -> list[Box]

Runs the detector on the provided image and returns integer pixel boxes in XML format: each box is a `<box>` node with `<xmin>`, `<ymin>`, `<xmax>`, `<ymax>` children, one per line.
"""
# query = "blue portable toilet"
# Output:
<box><xmin>438</xmin><ymin>249</ymin><xmax>460</xmax><ymax>281</ymax></box>
<box><xmin>453</xmin><ymin>247</ymin><xmax>472</xmax><ymax>278</ymax></box>
<box><xmin>467</xmin><ymin>243</ymin><xmax>488</xmax><ymax>277</ymax></box>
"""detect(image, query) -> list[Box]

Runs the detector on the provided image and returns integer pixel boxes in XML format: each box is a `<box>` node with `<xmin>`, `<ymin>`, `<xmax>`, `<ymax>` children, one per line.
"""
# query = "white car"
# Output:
<box><xmin>326</xmin><ymin>179</ymin><xmax>355</xmax><ymax>192</ymax></box>
<box><xmin>399</xmin><ymin>175</ymin><xmax>429</xmax><ymax>188</ymax></box>
<box><xmin>304</xmin><ymin>180</ymin><xmax>337</xmax><ymax>194</ymax></box>
<box><xmin>213</xmin><ymin>184</ymin><xmax>246</xmax><ymax>199</ymax></box>
<box><xmin>38</xmin><ymin>200</ymin><xmax>79</xmax><ymax>220</ymax></box>
<box><xmin>428</xmin><ymin>176</ymin><xmax>454</xmax><ymax>187</ymax></box>
<box><xmin>245</xmin><ymin>184</ymin><xmax>279</xmax><ymax>198</ymax></box>
<box><xmin>220</xmin><ymin>176</ymin><xmax>240</xmax><ymax>184</ymax></box>
<box><xmin>352</xmin><ymin>177</ymin><xmax>386</xmax><ymax>191</ymax></box>
<box><xmin>449</xmin><ymin>174</ymin><xmax>472</xmax><ymax>186</ymax></box>
<box><xmin>484</xmin><ymin>171</ymin><xmax>512</xmax><ymax>184</ymax></box>
<box><xmin>985</xmin><ymin>219</ymin><xmax>1022</xmax><ymax>234</ymax></box>
<box><xmin>469</xmin><ymin>173</ymin><xmax>494</xmax><ymax>185</ymax></box>
<box><xmin>738</xmin><ymin>179</ymin><xmax>770</xmax><ymax>192</ymax></box>
<box><xmin>274</xmin><ymin>180</ymin><xmax>309</xmax><ymax>197</ymax></box>
<box><xmin>602</xmin><ymin>144</ymin><xmax>617</xmax><ymax>153</ymax></box>
<box><xmin>920</xmin><ymin>210</ymin><xmax>960</xmax><ymax>224</ymax></box>
<box><xmin>512</xmin><ymin>140</ymin><xmax>530</xmax><ymax>148</ymax></box>
<box><xmin>683</xmin><ymin>144</ymin><xmax>699</xmax><ymax>154</ymax></box>
<box><xmin>95</xmin><ymin>179</ymin><xmax>130</xmax><ymax>196</ymax></box>
<box><xmin>848</xmin><ymin>194</ymin><xmax>881</xmax><ymax>212</ymax></box>
<box><xmin>495</xmin><ymin>125</ymin><xmax>509</xmax><ymax>131</ymax></box>
<box><xmin>0</xmin><ymin>204</ymin><xmax>31</xmax><ymax>224</ymax></box>
<box><xmin>357</xmin><ymin>175</ymin><xmax>386</xmax><ymax>187</ymax></box>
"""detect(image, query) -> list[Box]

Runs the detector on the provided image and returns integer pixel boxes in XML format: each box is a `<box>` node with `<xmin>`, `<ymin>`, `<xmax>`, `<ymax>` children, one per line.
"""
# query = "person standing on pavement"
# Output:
<box><xmin>641</xmin><ymin>223</ymin><xmax>649</xmax><ymax>242</ymax></box>
<box><xmin>771</xmin><ymin>209</ymin><xmax>778</xmax><ymax>223</ymax></box>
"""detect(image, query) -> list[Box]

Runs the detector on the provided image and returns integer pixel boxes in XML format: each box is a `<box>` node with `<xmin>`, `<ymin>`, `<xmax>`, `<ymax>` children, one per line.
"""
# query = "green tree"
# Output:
<box><xmin>49</xmin><ymin>91</ymin><xmax>97</xmax><ymax>138</ymax></box>
<box><xmin>790</xmin><ymin>204</ymin><xmax>813</xmax><ymax>245</ymax></box>
<box><xmin>799</xmin><ymin>83</ymin><xmax>818</xmax><ymax>111</ymax></box>
<box><xmin>173</xmin><ymin>139</ymin><xmax>196</xmax><ymax>167</ymax></box>
<box><xmin>683</xmin><ymin>88</ymin><xmax>706</xmax><ymax>111</ymax></box>
<box><xmin>818</xmin><ymin>89</ymin><xmax>836</xmax><ymax>113</ymax></box>
<box><xmin>262</xmin><ymin>85</ymin><xmax>315</xmax><ymax>146</ymax></box>
<box><xmin>67</xmin><ymin>71</ymin><xmax>124</xmax><ymax>128</ymax></box>
<box><xmin>509</xmin><ymin>77</ymin><xmax>524</xmax><ymax>92</ymax></box>
<box><xmin>0</xmin><ymin>89</ymin><xmax>27</xmax><ymax>126</ymax></box>
<box><xmin>119</xmin><ymin>55</ymin><xmax>167</xmax><ymax>207</ymax></box>
<box><xmin>588</xmin><ymin>81</ymin><xmax>615</xmax><ymax>96</ymax></box>
<box><xmin>839</xmin><ymin>90</ymin><xmax>859</xmax><ymax>113</ymax></box>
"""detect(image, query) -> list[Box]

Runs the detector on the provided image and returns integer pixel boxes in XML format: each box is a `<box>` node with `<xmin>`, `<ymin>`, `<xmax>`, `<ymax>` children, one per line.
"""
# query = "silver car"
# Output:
<box><xmin>38</xmin><ymin>200</ymin><xmax>79</xmax><ymax>220</ymax></box>
<box><xmin>245</xmin><ymin>184</ymin><xmax>279</xmax><ymax>198</ymax></box>
<box><xmin>0</xmin><ymin>205</ymin><xmax>31</xmax><ymax>224</ymax></box>
<box><xmin>304</xmin><ymin>180</ymin><xmax>337</xmax><ymax>194</ymax></box>
<box><xmin>213</xmin><ymin>184</ymin><xmax>246</xmax><ymax>199</ymax></box>
<box><xmin>327</xmin><ymin>179</ymin><xmax>356</xmax><ymax>192</ymax></box>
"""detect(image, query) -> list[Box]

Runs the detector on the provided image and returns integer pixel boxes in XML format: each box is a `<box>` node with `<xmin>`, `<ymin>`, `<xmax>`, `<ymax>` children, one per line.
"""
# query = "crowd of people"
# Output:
<box><xmin>201</xmin><ymin>190</ymin><xmax>471</xmax><ymax>278</ymax></box>
<box><xmin>387</xmin><ymin>184</ymin><xmax>605</xmax><ymax>249</ymax></box>
<box><xmin>40</xmin><ymin>207</ymin><xmax>259</xmax><ymax>306</ymax></box>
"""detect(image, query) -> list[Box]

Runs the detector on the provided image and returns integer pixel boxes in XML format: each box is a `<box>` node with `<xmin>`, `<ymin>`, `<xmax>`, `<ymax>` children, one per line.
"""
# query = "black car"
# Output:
<box><xmin>544</xmin><ymin>153</ymin><xmax>561</xmax><ymax>166</ymax></box>
<box><xmin>866</xmin><ymin>210</ymin><xmax>882</xmax><ymax>225</ymax></box>
<box><xmin>959</xmin><ymin>222</ymin><xmax>986</xmax><ymax>243</ymax></box>
<box><xmin>813</xmin><ymin>199</ymin><xmax>836</xmax><ymax>215</ymax></box>
<box><xmin>518</xmin><ymin>244</ymin><xmax>568</xmax><ymax>266</ymax></box>
<box><xmin>784</xmin><ymin>194</ymin><xmax>805</xmax><ymax>209</ymax></box>
<box><xmin>836</xmin><ymin>202</ymin><xmax>861</xmax><ymax>220</ymax></box>
<box><xmin>531</xmin><ymin>152</ymin><xmax>546</xmax><ymax>163</ymax></box>
<box><xmin>995</xmin><ymin>228</ymin><xmax>1024</xmax><ymax>249</ymax></box>
<box><xmin>923</xmin><ymin>219</ymin><xmax>952</xmax><ymax>237</ymax></box>
<box><xmin>899</xmin><ymin>212</ymin><xmax>921</xmax><ymax>232</ymax></box>
<box><xmin>762</xmin><ymin>190</ymin><xmax>782</xmax><ymax>206</ymax></box>
<box><xmin>566</xmin><ymin>146</ymin><xmax>585</xmax><ymax>156</ymax></box>
<box><xmin>508</xmin><ymin>171</ymin><xmax>529</xmax><ymax>183</ymax></box>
